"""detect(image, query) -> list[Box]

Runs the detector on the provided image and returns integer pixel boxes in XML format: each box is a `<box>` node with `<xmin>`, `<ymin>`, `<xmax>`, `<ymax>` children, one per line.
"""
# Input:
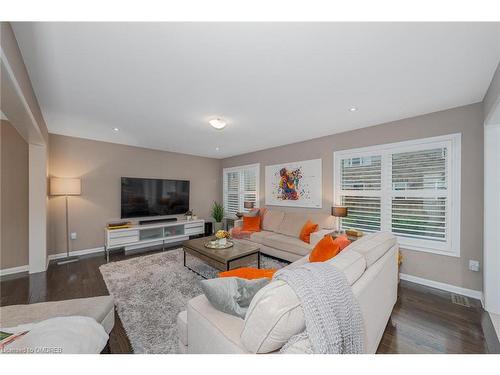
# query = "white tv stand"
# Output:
<box><xmin>104</xmin><ymin>219</ymin><xmax>205</xmax><ymax>262</ymax></box>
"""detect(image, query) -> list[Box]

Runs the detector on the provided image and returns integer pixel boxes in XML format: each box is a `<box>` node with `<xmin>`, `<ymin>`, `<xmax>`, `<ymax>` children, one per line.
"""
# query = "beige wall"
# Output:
<box><xmin>48</xmin><ymin>134</ymin><xmax>221</xmax><ymax>254</ymax></box>
<box><xmin>222</xmin><ymin>103</ymin><xmax>484</xmax><ymax>291</ymax></box>
<box><xmin>1</xmin><ymin>120</ymin><xmax>29</xmax><ymax>269</ymax></box>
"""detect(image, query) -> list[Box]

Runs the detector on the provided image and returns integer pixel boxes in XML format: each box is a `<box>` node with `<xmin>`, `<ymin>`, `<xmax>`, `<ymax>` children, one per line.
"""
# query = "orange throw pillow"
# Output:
<box><xmin>242</xmin><ymin>216</ymin><xmax>261</xmax><ymax>232</ymax></box>
<box><xmin>299</xmin><ymin>220</ymin><xmax>319</xmax><ymax>243</ymax></box>
<box><xmin>309</xmin><ymin>235</ymin><xmax>341</xmax><ymax>262</ymax></box>
<box><xmin>219</xmin><ymin>267</ymin><xmax>277</xmax><ymax>279</ymax></box>
<box><xmin>333</xmin><ymin>234</ymin><xmax>351</xmax><ymax>250</ymax></box>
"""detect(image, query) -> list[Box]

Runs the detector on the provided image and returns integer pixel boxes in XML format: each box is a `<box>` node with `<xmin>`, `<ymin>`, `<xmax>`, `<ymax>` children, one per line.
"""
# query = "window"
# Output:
<box><xmin>223</xmin><ymin>164</ymin><xmax>260</xmax><ymax>217</ymax></box>
<box><xmin>334</xmin><ymin>134</ymin><xmax>461</xmax><ymax>256</ymax></box>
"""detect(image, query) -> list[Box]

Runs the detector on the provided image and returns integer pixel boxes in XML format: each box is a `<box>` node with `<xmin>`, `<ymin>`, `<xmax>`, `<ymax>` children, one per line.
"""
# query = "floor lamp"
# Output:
<box><xmin>50</xmin><ymin>177</ymin><xmax>81</xmax><ymax>265</ymax></box>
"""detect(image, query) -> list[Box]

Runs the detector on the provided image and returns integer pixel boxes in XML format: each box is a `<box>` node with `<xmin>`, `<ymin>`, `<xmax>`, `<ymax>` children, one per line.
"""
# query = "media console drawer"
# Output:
<box><xmin>108</xmin><ymin>234</ymin><xmax>140</xmax><ymax>246</ymax></box>
<box><xmin>108</xmin><ymin>229</ymin><xmax>140</xmax><ymax>238</ymax></box>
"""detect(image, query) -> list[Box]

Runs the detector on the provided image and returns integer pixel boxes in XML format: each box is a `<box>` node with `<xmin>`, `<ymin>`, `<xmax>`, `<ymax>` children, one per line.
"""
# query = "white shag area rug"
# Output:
<box><xmin>99</xmin><ymin>248</ymin><xmax>287</xmax><ymax>353</ymax></box>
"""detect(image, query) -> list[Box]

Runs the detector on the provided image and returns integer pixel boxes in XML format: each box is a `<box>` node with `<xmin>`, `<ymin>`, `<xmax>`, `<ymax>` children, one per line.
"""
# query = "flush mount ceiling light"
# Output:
<box><xmin>215</xmin><ymin>146</ymin><xmax>220</xmax><ymax>151</ymax></box>
<box><xmin>349</xmin><ymin>107</ymin><xmax>358</xmax><ymax>112</ymax></box>
<box><xmin>209</xmin><ymin>118</ymin><xmax>227</xmax><ymax>130</ymax></box>
<box><xmin>113</xmin><ymin>127</ymin><xmax>120</xmax><ymax>132</ymax></box>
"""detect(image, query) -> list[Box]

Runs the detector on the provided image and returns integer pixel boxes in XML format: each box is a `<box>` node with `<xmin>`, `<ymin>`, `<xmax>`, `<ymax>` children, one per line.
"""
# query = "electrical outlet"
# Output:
<box><xmin>70</xmin><ymin>232</ymin><xmax>77</xmax><ymax>240</ymax></box>
<box><xmin>469</xmin><ymin>260</ymin><xmax>480</xmax><ymax>272</ymax></box>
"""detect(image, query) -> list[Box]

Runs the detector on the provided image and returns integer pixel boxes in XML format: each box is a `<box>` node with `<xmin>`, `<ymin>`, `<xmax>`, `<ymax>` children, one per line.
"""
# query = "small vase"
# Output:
<box><xmin>214</xmin><ymin>221</ymin><xmax>223</xmax><ymax>233</ymax></box>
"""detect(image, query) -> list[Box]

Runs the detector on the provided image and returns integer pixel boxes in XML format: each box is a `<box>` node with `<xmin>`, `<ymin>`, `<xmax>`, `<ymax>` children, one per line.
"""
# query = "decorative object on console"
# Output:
<box><xmin>107</xmin><ymin>221</ymin><xmax>132</xmax><ymax>230</ymax></box>
<box><xmin>331</xmin><ymin>205</ymin><xmax>348</xmax><ymax>233</ymax></box>
<box><xmin>265</xmin><ymin>158</ymin><xmax>322</xmax><ymax>208</ymax></box>
<box><xmin>211</xmin><ymin>201</ymin><xmax>224</xmax><ymax>232</ymax></box>
<box><xmin>50</xmin><ymin>177</ymin><xmax>82</xmax><ymax>265</ymax></box>
<box><xmin>185</xmin><ymin>210</ymin><xmax>193</xmax><ymax>221</ymax></box>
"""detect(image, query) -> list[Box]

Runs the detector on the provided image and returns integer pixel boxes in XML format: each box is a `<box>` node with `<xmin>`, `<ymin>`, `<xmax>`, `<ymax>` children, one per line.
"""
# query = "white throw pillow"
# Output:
<box><xmin>240</xmin><ymin>280</ymin><xmax>305</xmax><ymax>353</ymax></box>
<box><xmin>2</xmin><ymin>316</ymin><xmax>108</xmax><ymax>354</ymax></box>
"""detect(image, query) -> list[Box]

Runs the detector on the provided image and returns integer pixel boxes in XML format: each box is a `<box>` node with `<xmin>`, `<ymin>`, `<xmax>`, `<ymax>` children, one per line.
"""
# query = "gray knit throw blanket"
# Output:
<box><xmin>274</xmin><ymin>262</ymin><xmax>364</xmax><ymax>354</ymax></box>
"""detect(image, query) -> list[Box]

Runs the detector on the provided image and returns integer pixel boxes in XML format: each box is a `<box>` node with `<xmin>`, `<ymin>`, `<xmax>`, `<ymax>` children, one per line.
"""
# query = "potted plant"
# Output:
<box><xmin>185</xmin><ymin>209</ymin><xmax>193</xmax><ymax>221</ymax></box>
<box><xmin>211</xmin><ymin>201</ymin><xmax>224</xmax><ymax>233</ymax></box>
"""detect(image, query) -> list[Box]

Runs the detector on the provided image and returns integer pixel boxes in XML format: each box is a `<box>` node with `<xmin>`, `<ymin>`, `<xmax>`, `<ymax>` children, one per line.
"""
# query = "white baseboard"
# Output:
<box><xmin>48</xmin><ymin>247</ymin><xmax>104</xmax><ymax>261</ymax></box>
<box><xmin>0</xmin><ymin>264</ymin><xmax>29</xmax><ymax>277</ymax></box>
<box><xmin>400</xmin><ymin>273</ymin><xmax>483</xmax><ymax>301</ymax></box>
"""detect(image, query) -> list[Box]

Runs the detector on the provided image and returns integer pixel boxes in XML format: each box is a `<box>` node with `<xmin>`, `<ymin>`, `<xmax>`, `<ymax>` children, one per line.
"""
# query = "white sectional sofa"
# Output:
<box><xmin>232</xmin><ymin>210</ymin><xmax>337</xmax><ymax>262</ymax></box>
<box><xmin>178</xmin><ymin>231</ymin><xmax>399</xmax><ymax>354</ymax></box>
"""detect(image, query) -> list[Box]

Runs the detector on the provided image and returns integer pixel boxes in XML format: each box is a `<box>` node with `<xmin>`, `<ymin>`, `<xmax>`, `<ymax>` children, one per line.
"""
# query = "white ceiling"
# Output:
<box><xmin>12</xmin><ymin>22</ymin><xmax>500</xmax><ymax>158</ymax></box>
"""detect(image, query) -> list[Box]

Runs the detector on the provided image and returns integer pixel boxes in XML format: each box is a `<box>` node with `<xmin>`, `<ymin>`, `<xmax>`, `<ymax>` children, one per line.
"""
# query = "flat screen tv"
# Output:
<box><xmin>121</xmin><ymin>177</ymin><xmax>190</xmax><ymax>219</ymax></box>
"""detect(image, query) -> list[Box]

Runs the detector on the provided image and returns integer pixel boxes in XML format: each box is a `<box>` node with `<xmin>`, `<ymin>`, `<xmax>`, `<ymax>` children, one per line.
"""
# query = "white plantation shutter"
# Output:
<box><xmin>391</xmin><ymin>197</ymin><xmax>446</xmax><ymax>241</ymax></box>
<box><xmin>334</xmin><ymin>134</ymin><xmax>461</xmax><ymax>256</ymax></box>
<box><xmin>341</xmin><ymin>156</ymin><xmax>382</xmax><ymax>190</ymax></box>
<box><xmin>392</xmin><ymin>148</ymin><xmax>447</xmax><ymax>191</ymax></box>
<box><xmin>223</xmin><ymin>164</ymin><xmax>260</xmax><ymax>217</ymax></box>
<box><xmin>391</xmin><ymin>147</ymin><xmax>448</xmax><ymax>244</ymax></box>
<box><xmin>224</xmin><ymin>171</ymin><xmax>240</xmax><ymax>217</ymax></box>
<box><xmin>341</xmin><ymin>196</ymin><xmax>381</xmax><ymax>232</ymax></box>
<box><xmin>339</xmin><ymin>155</ymin><xmax>382</xmax><ymax>233</ymax></box>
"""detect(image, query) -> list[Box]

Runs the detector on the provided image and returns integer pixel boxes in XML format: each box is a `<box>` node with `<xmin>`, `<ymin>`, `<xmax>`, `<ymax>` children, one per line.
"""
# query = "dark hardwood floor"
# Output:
<box><xmin>1</xmin><ymin>248</ymin><xmax>498</xmax><ymax>354</ymax></box>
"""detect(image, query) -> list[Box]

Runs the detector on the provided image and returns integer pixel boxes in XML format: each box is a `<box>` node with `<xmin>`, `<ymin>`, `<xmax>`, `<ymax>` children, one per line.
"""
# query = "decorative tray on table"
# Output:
<box><xmin>204</xmin><ymin>240</ymin><xmax>234</xmax><ymax>249</ymax></box>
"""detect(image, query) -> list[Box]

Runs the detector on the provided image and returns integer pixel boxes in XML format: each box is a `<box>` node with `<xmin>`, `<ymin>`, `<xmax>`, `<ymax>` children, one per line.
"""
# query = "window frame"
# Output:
<box><xmin>333</xmin><ymin>133</ymin><xmax>461</xmax><ymax>257</ymax></box>
<box><xmin>222</xmin><ymin>163</ymin><xmax>260</xmax><ymax>218</ymax></box>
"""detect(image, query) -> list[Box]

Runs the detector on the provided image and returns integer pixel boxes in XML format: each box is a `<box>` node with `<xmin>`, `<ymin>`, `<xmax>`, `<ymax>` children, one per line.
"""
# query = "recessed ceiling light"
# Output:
<box><xmin>113</xmin><ymin>127</ymin><xmax>120</xmax><ymax>132</ymax></box>
<box><xmin>349</xmin><ymin>107</ymin><xmax>358</xmax><ymax>112</ymax></box>
<box><xmin>209</xmin><ymin>118</ymin><xmax>227</xmax><ymax>130</ymax></box>
<box><xmin>215</xmin><ymin>146</ymin><xmax>220</xmax><ymax>151</ymax></box>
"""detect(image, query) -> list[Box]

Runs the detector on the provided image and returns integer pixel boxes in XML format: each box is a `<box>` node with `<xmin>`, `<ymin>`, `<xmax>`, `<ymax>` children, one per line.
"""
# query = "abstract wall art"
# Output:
<box><xmin>265</xmin><ymin>158</ymin><xmax>322</xmax><ymax>208</ymax></box>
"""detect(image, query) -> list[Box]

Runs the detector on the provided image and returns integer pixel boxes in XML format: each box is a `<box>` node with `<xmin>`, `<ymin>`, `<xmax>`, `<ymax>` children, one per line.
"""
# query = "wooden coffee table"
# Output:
<box><xmin>183</xmin><ymin>236</ymin><xmax>260</xmax><ymax>278</ymax></box>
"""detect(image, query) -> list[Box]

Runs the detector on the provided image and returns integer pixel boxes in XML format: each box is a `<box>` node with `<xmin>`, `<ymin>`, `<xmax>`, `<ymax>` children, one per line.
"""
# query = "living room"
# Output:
<box><xmin>1</xmin><ymin>0</ymin><xmax>500</xmax><ymax>371</ymax></box>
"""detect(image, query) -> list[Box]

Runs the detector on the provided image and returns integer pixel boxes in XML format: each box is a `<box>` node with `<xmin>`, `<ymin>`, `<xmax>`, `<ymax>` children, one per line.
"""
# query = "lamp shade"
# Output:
<box><xmin>331</xmin><ymin>206</ymin><xmax>347</xmax><ymax>217</ymax></box>
<box><xmin>50</xmin><ymin>178</ymin><xmax>81</xmax><ymax>196</ymax></box>
<box><xmin>244</xmin><ymin>201</ymin><xmax>255</xmax><ymax>209</ymax></box>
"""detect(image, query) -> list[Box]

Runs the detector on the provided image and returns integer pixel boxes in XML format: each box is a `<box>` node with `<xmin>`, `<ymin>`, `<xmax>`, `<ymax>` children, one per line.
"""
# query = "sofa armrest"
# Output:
<box><xmin>310</xmin><ymin>229</ymin><xmax>334</xmax><ymax>247</ymax></box>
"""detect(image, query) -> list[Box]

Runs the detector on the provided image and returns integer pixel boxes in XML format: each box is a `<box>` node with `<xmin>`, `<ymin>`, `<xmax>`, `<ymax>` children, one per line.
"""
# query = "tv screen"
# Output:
<box><xmin>121</xmin><ymin>177</ymin><xmax>190</xmax><ymax>219</ymax></box>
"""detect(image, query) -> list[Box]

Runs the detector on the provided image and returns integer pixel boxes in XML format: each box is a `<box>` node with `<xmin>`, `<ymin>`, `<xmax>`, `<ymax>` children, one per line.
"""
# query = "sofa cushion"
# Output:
<box><xmin>0</xmin><ymin>296</ymin><xmax>114</xmax><ymax>330</ymax></box>
<box><xmin>344</xmin><ymin>232</ymin><xmax>397</xmax><ymax>267</ymax></box>
<box><xmin>276</xmin><ymin>213</ymin><xmax>309</xmax><ymax>237</ymax></box>
<box><xmin>262</xmin><ymin>234</ymin><xmax>313</xmax><ymax>257</ymax></box>
<box><xmin>5</xmin><ymin>316</ymin><xmax>109</xmax><ymax>354</ymax></box>
<box><xmin>187</xmin><ymin>294</ymin><xmax>247</xmax><ymax>353</ymax></box>
<box><xmin>325</xmin><ymin>249</ymin><xmax>366</xmax><ymax>285</ymax></box>
<box><xmin>249</xmin><ymin>230</ymin><xmax>275</xmax><ymax>244</ymax></box>
<box><xmin>262</xmin><ymin>210</ymin><xmax>285</xmax><ymax>232</ymax></box>
<box><xmin>240</xmin><ymin>280</ymin><xmax>305</xmax><ymax>353</ymax></box>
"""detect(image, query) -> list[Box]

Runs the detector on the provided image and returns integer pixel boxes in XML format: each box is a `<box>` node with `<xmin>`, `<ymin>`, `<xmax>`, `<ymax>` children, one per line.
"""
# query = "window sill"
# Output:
<box><xmin>397</xmin><ymin>241</ymin><xmax>460</xmax><ymax>258</ymax></box>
